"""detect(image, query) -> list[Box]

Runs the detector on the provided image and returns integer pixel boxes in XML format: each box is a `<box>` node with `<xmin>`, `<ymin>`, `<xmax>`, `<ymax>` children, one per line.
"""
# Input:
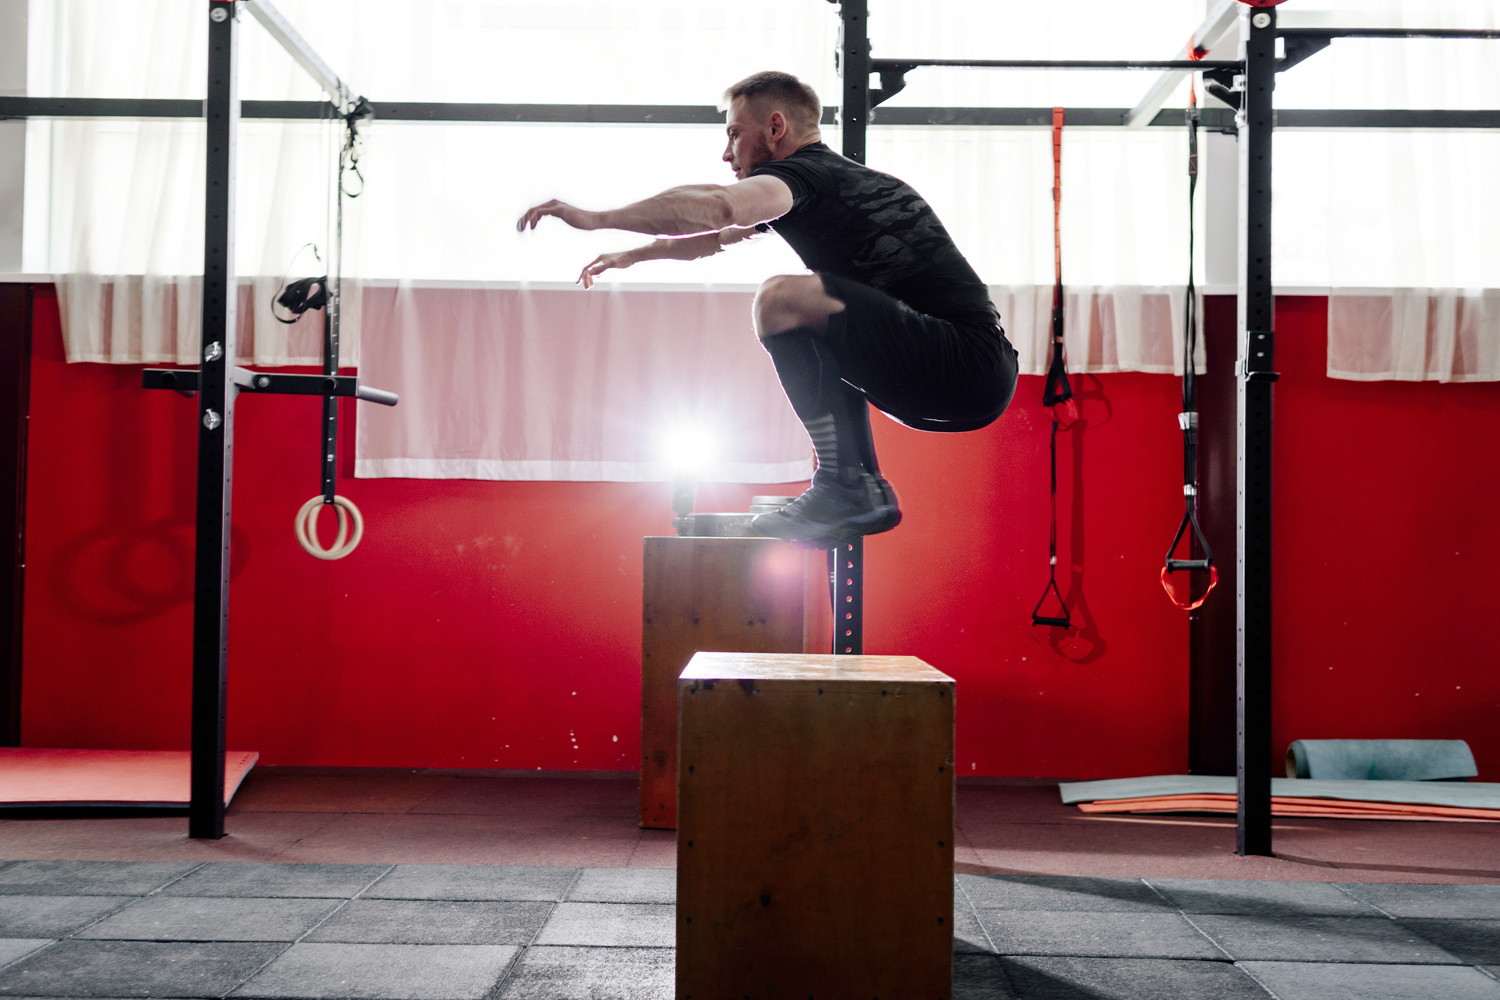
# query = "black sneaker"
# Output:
<box><xmin>750</xmin><ymin>472</ymin><xmax>902</xmax><ymax>548</ymax></box>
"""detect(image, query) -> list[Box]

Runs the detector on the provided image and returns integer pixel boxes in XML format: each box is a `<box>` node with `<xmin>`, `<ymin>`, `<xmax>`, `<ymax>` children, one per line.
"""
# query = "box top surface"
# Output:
<box><xmin>681</xmin><ymin>652</ymin><xmax>952</xmax><ymax>684</ymax></box>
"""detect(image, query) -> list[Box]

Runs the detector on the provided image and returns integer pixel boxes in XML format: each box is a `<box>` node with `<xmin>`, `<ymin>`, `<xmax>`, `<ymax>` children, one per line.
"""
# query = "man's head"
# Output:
<box><xmin>720</xmin><ymin>71</ymin><xmax>822</xmax><ymax>179</ymax></box>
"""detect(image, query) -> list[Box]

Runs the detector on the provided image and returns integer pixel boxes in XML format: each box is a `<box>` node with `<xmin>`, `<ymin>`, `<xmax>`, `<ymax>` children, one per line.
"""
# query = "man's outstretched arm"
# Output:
<box><xmin>577</xmin><ymin>226</ymin><xmax>759</xmax><ymax>289</ymax></box>
<box><xmin>517</xmin><ymin>176</ymin><xmax>792</xmax><ymax>237</ymax></box>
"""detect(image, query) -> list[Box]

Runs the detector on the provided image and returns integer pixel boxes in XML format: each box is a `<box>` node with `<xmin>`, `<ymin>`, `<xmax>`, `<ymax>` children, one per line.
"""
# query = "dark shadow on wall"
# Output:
<box><xmin>1047</xmin><ymin>374</ymin><xmax>1109</xmax><ymax>665</ymax></box>
<box><xmin>45</xmin><ymin>375</ymin><xmax>250</xmax><ymax>625</ymax></box>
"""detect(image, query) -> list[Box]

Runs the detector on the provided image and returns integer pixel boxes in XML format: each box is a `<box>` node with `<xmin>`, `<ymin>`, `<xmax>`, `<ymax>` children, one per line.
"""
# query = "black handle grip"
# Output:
<box><xmin>1166</xmin><ymin>559</ymin><xmax>1212</xmax><ymax>572</ymax></box>
<box><xmin>1031</xmin><ymin>615</ymin><xmax>1071</xmax><ymax>628</ymax></box>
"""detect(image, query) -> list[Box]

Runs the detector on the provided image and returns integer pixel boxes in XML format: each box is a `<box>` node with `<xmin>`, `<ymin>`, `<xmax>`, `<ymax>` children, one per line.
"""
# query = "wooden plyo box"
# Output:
<box><xmin>641</xmin><ymin>537</ymin><xmax>830</xmax><ymax>830</ymax></box>
<box><xmin>677</xmin><ymin>652</ymin><xmax>955</xmax><ymax>1000</ymax></box>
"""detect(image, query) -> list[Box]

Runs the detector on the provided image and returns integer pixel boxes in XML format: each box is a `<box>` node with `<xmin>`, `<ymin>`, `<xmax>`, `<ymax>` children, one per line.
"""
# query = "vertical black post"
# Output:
<box><xmin>833</xmin><ymin>538</ymin><xmax>863</xmax><ymax>655</ymax></box>
<box><xmin>321</xmin><ymin>144</ymin><xmax>343</xmax><ymax>504</ymax></box>
<box><xmin>0</xmin><ymin>283</ymin><xmax>31</xmax><ymax>746</ymax></box>
<box><xmin>1236</xmin><ymin>4</ymin><xmax>1277</xmax><ymax>857</ymax></box>
<box><xmin>833</xmin><ymin>0</ymin><xmax>868</xmax><ymax>655</ymax></box>
<box><xmin>837</xmin><ymin>0</ymin><xmax>870</xmax><ymax>164</ymax></box>
<box><xmin>320</xmin><ymin>313</ymin><xmax>337</xmax><ymax>501</ymax></box>
<box><xmin>191</xmin><ymin>0</ymin><xmax>239</xmax><ymax>840</ymax></box>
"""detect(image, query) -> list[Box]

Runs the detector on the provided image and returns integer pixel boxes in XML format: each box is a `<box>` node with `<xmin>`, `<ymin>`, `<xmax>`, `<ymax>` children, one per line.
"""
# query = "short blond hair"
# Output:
<box><xmin>720</xmin><ymin>71</ymin><xmax>822</xmax><ymax>135</ymax></box>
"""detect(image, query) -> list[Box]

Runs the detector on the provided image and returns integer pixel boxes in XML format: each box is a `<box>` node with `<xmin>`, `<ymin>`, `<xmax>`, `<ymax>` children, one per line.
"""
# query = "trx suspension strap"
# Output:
<box><xmin>1033</xmin><ymin>107</ymin><xmax>1074</xmax><ymax>629</ymax></box>
<box><xmin>1160</xmin><ymin>70</ymin><xmax>1218</xmax><ymax>611</ymax></box>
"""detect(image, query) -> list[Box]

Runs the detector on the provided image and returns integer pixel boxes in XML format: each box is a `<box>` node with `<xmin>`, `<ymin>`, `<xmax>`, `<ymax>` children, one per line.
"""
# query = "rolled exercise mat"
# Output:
<box><xmin>1058</xmin><ymin>774</ymin><xmax>1500</xmax><ymax>822</ymax></box>
<box><xmin>1286</xmin><ymin>739</ymin><xmax>1478</xmax><ymax>781</ymax></box>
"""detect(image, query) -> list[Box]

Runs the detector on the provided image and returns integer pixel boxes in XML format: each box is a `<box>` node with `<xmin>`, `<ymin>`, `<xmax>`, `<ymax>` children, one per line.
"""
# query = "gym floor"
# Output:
<box><xmin>0</xmin><ymin>769</ymin><xmax>1492</xmax><ymax>999</ymax></box>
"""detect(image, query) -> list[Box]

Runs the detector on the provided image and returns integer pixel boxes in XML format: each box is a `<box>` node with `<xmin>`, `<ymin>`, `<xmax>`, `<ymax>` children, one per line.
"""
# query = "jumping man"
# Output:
<box><xmin>517</xmin><ymin>71</ymin><xmax>1018</xmax><ymax>546</ymax></box>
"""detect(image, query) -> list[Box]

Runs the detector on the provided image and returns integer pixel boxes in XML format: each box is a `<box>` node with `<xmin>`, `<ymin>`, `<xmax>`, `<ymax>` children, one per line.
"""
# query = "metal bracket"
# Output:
<box><xmin>868</xmin><ymin>60</ymin><xmax>916</xmax><ymax>110</ymax></box>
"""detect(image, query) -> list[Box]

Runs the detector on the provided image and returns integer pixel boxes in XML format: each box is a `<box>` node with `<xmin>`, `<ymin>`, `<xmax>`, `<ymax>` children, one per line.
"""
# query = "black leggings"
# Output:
<box><xmin>816</xmin><ymin>272</ymin><xmax>1018</xmax><ymax>432</ymax></box>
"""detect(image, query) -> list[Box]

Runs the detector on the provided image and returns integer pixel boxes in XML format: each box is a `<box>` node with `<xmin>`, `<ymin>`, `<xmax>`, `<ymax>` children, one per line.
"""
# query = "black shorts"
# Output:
<box><xmin>817</xmin><ymin>272</ymin><xmax>1019</xmax><ymax>432</ymax></box>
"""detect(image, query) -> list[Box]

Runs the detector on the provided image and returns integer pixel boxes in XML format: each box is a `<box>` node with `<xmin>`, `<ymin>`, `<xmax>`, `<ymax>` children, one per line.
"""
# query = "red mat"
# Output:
<box><xmin>0</xmin><ymin>748</ymin><xmax>258</xmax><ymax>807</ymax></box>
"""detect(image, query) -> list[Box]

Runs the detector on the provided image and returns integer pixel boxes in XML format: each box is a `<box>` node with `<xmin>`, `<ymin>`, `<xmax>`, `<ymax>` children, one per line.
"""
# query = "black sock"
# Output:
<box><xmin>761</xmin><ymin>328</ymin><xmax>872</xmax><ymax>488</ymax></box>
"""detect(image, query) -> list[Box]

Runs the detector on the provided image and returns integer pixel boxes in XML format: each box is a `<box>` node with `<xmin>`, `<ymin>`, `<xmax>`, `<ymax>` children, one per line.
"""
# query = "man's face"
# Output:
<box><xmin>723</xmin><ymin>97</ymin><xmax>775</xmax><ymax>180</ymax></box>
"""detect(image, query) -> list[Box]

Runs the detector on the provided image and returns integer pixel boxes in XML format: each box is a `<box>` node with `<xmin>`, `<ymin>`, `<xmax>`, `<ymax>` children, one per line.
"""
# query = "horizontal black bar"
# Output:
<box><xmin>1281</xmin><ymin>28</ymin><xmax>1500</xmax><ymax>40</ymax></box>
<box><xmin>1275</xmin><ymin>109</ymin><xmax>1500</xmax><ymax>129</ymax></box>
<box><xmin>1167</xmin><ymin>560</ymin><xmax>1213</xmax><ymax>572</ymax></box>
<box><xmin>0</xmin><ymin>98</ymin><xmax>205</xmax><ymax>118</ymax></box>
<box><xmin>873</xmin><ymin>58</ymin><xmax>1242</xmax><ymax>71</ymax></box>
<box><xmin>8</xmin><ymin>98</ymin><xmax>1496</xmax><ymax>130</ymax></box>
<box><xmin>144</xmin><ymin>368</ymin><xmax>353</xmax><ymax>396</ymax></box>
<box><xmin>1032</xmin><ymin>616</ymin><xmax>1072</xmax><ymax>628</ymax></box>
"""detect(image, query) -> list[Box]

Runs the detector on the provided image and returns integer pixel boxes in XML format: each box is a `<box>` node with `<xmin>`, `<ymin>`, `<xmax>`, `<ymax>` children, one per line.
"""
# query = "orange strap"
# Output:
<box><xmin>1051</xmin><ymin>107</ymin><xmax>1063</xmax><ymax>286</ymax></box>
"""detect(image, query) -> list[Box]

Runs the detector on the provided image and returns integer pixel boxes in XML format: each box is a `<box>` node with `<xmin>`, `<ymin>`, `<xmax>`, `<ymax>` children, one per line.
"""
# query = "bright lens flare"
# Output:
<box><xmin>661</xmin><ymin>426</ymin><xmax>718</xmax><ymax>476</ymax></box>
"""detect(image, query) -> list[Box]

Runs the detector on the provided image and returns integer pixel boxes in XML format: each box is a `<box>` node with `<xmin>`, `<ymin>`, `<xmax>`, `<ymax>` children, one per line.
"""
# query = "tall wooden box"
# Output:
<box><xmin>640</xmin><ymin>537</ymin><xmax>830</xmax><ymax>830</ymax></box>
<box><xmin>676</xmin><ymin>652</ymin><xmax>955</xmax><ymax>1000</ymax></box>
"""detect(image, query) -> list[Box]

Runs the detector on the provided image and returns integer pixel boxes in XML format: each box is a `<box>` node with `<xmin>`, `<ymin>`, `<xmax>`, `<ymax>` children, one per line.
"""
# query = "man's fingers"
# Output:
<box><xmin>516</xmin><ymin>201</ymin><xmax>558</xmax><ymax>232</ymax></box>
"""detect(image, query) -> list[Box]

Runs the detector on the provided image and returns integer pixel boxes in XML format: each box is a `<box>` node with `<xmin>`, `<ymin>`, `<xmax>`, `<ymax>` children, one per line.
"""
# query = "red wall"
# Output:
<box><xmin>1271</xmin><ymin>297</ymin><xmax>1500</xmax><ymax>779</ymax></box>
<box><xmin>18</xmin><ymin>287</ymin><xmax>1500</xmax><ymax>778</ymax></box>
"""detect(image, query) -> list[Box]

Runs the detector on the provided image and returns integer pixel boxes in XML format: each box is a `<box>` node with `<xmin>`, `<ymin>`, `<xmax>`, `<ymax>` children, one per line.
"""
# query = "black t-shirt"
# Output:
<box><xmin>750</xmin><ymin>142</ymin><xmax>998</xmax><ymax>327</ymax></box>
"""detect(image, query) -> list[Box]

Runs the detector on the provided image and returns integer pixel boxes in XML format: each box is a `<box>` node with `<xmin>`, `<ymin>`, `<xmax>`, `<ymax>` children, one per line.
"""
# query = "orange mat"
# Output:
<box><xmin>1078</xmin><ymin>793</ymin><xmax>1500</xmax><ymax>823</ymax></box>
<box><xmin>0</xmin><ymin>748</ymin><xmax>259</xmax><ymax>807</ymax></box>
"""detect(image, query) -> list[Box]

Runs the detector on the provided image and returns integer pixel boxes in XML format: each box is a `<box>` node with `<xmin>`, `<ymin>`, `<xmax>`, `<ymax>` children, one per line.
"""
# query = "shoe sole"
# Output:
<box><xmin>751</xmin><ymin>504</ymin><xmax>902</xmax><ymax>549</ymax></box>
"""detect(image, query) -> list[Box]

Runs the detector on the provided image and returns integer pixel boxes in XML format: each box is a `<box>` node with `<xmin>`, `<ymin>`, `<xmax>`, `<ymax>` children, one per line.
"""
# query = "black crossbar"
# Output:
<box><xmin>6</xmin><ymin>98</ymin><xmax>1497</xmax><ymax>130</ymax></box>
<box><xmin>142</xmin><ymin>368</ymin><xmax>397</xmax><ymax>405</ymax></box>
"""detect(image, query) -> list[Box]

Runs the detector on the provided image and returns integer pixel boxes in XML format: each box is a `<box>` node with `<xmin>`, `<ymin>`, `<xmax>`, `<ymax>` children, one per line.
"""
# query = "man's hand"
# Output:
<box><xmin>516</xmin><ymin>199</ymin><xmax>602</xmax><ymax>233</ymax></box>
<box><xmin>578</xmin><ymin>249</ymin><xmax>638</xmax><ymax>289</ymax></box>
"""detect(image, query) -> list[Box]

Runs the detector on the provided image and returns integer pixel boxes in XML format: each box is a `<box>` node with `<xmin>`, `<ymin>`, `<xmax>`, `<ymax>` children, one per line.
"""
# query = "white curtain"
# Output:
<box><xmin>23</xmin><ymin>0</ymin><xmax>1500</xmax><ymax>477</ymax></box>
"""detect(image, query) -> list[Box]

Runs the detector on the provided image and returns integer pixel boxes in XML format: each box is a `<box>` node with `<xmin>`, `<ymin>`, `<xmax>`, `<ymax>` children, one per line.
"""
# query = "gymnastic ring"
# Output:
<box><xmin>294</xmin><ymin>495</ymin><xmax>364</xmax><ymax>560</ymax></box>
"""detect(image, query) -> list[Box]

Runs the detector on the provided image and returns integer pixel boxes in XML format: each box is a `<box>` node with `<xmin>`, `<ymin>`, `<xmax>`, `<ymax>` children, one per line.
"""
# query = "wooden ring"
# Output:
<box><xmin>295</xmin><ymin>495</ymin><xmax>364</xmax><ymax>560</ymax></box>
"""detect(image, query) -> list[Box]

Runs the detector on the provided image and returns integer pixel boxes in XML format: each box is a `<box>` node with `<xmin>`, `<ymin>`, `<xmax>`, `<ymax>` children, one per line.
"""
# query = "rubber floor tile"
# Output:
<box><xmin>1191</xmin><ymin>914</ymin><xmax>1462</xmax><ymax>964</ymax></box>
<box><xmin>494</xmin><ymin>945</ymin><xmax>673</xmax><ymax>1000</ymax></box>
<box><xmin>534</xmin><ymin>902</ymin><xmax>674</xmax><ymax>947</ymax></box>
<box><xmin>953</xmin><ymin>954</ymin><xmax>1018</xmax><ymax>999</ymax></box>
<box><xmin>162</xmin><ymin>862</ymin><xmax>390</xmax><ymax>898</ymax></box>
<box><xmin>1339</xmin><ymin>883</ymin><xmax>1500</xmax><ymax>919</ymax></box>
<box><xmin>0</xmin><ymin>940</ymin><xmax>53</xmax><ymax>968</ymax></box>
<box><xmin>1399</xmin><ymin>918</ymin><xmax>1500</xmax><ymax>965</ymax></box>
<box><xmin>76</xmin><ymin>896</ymin><xmax>340</xmax><ymax>942</ymax></box>
<box><xmin>305</xmin><ymin>899</ymin><xmax>552</xmax><ymax>945</ymax></box>
<box><xmin>566</xmin><ymin>868</ymin><xmax>675</xmax><ymax>904</ymax></box>
<box><xmin>953</xmin><ymin>895</ymin><xmax>994</xmax><ymax>954</ymax></box>
<box><xmin>365</xmin><ymin>865</ymin><xmax>577</xmax><ymax>902</ymax></box>
<box><xmin>1145</xmin><ymin>879</ymin><xmax>1381</xmax><ymax>916</ymax></box>
<box><xmin>998</xmin><ymin>956</ymin><xmax>1269</xmax><ymax>1000</ymax></box>
<box><xmin>234</xmin><ymin>942</ymin><xmax>516</xmax><ymax>999</ymax></box>
<box><xmin>1238</xmin><ymin>961</ymin><xmax>1500</xmax><ymax>1000</ymax></box>
<box><xmin>960</xmin><ymin>875</ymin><xmax>1168</xmax><ymax>912</ymax></box>
<box><xmin>977</xmin><ymin>911</ymin><xmax>1224</xmax><ymax>959</ymax></box>
<box><xmin>0</xmin><ymin>897</ymin><xmax>132</xmax><ymax>937</ymax></box>
<box><xmin>0</xmin><ymin>939</ymin><xmax>283</xmax><ymax>997</ymax></box>
<box><xmin>0</xmin><ymin>862</ymin><xmax>197</xmax><ymax>897</ymax></box>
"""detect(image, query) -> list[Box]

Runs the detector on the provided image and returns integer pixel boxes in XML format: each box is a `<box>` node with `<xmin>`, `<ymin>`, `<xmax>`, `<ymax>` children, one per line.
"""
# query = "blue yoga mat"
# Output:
<box><xmin>1285</xmin><ymin>739</ymin><xmax>1477</xmax><ymax>781</ymax></box>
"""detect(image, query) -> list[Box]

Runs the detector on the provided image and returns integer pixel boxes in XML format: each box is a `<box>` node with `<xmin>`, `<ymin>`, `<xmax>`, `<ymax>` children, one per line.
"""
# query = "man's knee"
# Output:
<box><xmin>753</xmin><ymin>274</ymin><xmax>842</xmax><ymax>339</ymax></box>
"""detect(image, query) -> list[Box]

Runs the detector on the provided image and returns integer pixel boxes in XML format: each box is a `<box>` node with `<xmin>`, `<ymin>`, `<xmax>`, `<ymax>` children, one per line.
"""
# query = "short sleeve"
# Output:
<box><xmin>749</xmin><ymin>158</ymin><xmax>825</xmax><ymax>216</ymax></box>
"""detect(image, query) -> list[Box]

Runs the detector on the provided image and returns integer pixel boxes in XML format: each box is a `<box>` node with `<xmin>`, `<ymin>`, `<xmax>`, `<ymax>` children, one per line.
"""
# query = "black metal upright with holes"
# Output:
<box><xmin>829</xmin><ymin>0</ymin><xmax>869</xmax><ymax>656</ymax></box>
<box><xmin>832</xmin><ymin>539</ymin><xmax>864</xmax><ymax>655</ymax></box>
<box><xmin>190</xmin><ymin>0</ymin><xmax>239</xmax><ymax>840</ymax></box>
<box><xmin>836</xmin><ymin>0</ymin><xmax>870</xmax><ymax>164</ymax></box>
<box><xmin>1236</xmin><ymin>5</ymin><xmax>1277</xmax><ymax>858</ymax></box>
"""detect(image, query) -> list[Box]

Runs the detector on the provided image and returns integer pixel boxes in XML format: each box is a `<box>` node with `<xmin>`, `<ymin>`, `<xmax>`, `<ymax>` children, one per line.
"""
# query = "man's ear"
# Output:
<box><xmin>768</xmin><ymin>110</ymin><xmax>786</xmax><ymax>140</ymax></box>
